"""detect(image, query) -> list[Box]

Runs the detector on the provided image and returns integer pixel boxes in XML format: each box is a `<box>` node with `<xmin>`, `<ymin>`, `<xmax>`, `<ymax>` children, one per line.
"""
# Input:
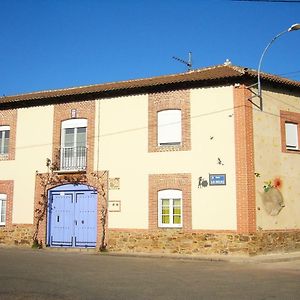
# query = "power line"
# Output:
<box><xmin>232</xmin><ymin>0</ymin><xmax>300</xmax><ymax>3</ymax></box>
<box><xmin>2</xmin><ymin>105</ymin><xmax>240</xmax><ymax>152</ymax></box>
<box><xmin>278</xmin><ymin>70</ymin><xmax>300</xmax><ymax>76</ymax></box>
<box><xmin>262</xmin><ymin>92</ymin><xmax>300</xmax><ymax>111</ymax></box>
<box><xmin>2</xmin><ymin>94</ymin><xmax>299</xmax><ymax>152</ymax></box>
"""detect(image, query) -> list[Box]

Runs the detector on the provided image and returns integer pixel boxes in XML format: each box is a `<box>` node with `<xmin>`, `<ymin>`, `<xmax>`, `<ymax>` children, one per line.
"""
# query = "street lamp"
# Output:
<box><xmin>257</xmin><ymin>23</ymin><xmax>300</xmax><ymax>111</ymax></box>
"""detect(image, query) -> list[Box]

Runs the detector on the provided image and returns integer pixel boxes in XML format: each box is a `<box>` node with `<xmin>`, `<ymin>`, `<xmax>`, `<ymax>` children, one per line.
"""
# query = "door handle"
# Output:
<box><xmin>75</xmin><ymin>220</ymin><xmax>77</xmax><ymax>226</ymax></box>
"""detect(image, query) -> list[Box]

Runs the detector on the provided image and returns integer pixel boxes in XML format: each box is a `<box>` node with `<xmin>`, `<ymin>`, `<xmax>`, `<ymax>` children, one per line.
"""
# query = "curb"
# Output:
<box><xmin>1</xmin><ymin>245</ymin><xmax>300</xmax><ymax>263</ymax></box>
<box><xmin>92</xmin><ymin>250</ymin><xmax>300</xmax><ymax>264</ymax></box>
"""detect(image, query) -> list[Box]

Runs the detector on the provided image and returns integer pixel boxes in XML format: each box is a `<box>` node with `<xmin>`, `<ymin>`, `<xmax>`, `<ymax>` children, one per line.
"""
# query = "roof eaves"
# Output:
<box><xmin>1</xmin><ymin>64</ymin><xmax>299</xmax><ymax>106</ymax></box>
<box><xmin>0</xmin><ymin>64</ymin><xmax>245</xmax><ymax>104</ymax></box>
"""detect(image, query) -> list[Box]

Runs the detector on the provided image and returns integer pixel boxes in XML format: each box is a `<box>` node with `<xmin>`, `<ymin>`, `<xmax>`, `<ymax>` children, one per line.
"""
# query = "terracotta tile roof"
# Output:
<box><xmin>1</xmin><ymin>64</ymin><xmax>300</xmax><ymax>105</ymax></box>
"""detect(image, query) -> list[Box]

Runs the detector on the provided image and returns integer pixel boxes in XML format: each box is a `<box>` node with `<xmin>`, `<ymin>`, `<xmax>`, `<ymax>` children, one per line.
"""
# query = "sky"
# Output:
<box><xmin>0</xmin><ymin>0</ymin><xmax>300</xmax><ymax>96</ymax></box>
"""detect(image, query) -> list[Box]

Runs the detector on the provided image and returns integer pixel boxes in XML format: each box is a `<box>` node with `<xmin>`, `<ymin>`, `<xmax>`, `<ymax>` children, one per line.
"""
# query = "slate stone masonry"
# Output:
<box><xmin>0</xmin><ymin>225</ymin><xmax>34</xmax><ymax>246</ymax></box>
<box><xmin>108</xmin><ymin>230</ymin><xmax>300</xmax><ymax>256</ymax></box>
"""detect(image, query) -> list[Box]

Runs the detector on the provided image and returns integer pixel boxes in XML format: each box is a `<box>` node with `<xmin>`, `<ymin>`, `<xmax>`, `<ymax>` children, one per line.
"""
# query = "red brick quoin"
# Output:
<box><xmin>233</xmin><ymin>85</ymin><xmax>256</xmax><ymax>234</ymax></box>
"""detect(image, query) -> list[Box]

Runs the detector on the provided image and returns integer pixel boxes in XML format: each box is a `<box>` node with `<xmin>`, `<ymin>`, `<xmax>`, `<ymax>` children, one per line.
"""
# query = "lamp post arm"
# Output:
<box><xmin>249</xmin><ymin>23</ymin><xmax>300</xmax><ymax>111</ymax></box>
<box><xmin>257</xmin><ymin>29</ymin><xmax>288</xmax><ymax>101</ymax></box>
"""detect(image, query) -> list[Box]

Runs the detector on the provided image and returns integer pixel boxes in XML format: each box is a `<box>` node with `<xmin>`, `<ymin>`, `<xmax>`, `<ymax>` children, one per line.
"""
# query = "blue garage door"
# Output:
<box><xmin>48</xmin><ymin>184</ymin><xmax>97</xmax><ymax>248</ymax></box>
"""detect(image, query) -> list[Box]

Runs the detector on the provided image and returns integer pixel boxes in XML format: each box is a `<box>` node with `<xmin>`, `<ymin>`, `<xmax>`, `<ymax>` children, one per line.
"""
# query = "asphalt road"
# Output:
<box><xmin>0</xmin><ymin>247</ymin><xmax>300</xmax><ymax>300</ymax></box>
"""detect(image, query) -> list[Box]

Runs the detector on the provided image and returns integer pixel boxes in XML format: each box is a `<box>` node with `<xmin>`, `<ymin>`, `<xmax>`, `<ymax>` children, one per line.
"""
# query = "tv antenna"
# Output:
<box><xmin>172</xmin><ymin>51</ymin><xmax>192</xmax><ymax>71</ymax></box>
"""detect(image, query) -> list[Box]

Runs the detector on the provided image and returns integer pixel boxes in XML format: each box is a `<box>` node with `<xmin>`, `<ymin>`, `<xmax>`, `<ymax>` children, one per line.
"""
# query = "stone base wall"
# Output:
<box><xmin>108</xmin><ymin>230</ymin><xmax>300</xmax><ymax>256</ymax></box>
<box><xmin>0</xmin><ymin>225</ymin><xmax>34</xmax><ymax>246</ymax></box>
<box><xmin>1</xmin><ymin>226</ymin><xmax>299</xmax><ymax>256</ymax></box>
<box><xmin>253</xmin><ymin>231</ymin><xmax>300</xmax><ymax>254</ymax></box>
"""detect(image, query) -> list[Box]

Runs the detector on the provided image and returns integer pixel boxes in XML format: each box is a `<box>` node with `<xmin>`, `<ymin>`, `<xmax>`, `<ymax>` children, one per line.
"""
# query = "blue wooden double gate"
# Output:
<box><xmin>47</xmin><ymin>184</ymin><xmax>97</xmax><ymax>248</ymax></box>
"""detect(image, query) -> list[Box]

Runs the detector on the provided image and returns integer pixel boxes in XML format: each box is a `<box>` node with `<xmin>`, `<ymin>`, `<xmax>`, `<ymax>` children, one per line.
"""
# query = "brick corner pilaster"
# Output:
<box><xmin>234</xmin><ymin>85</ymin><xmax>256</xmax><ymax>234</ymax></box>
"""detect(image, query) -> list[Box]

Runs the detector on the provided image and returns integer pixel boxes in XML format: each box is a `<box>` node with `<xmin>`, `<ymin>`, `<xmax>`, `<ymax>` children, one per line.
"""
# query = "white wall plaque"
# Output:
<box><xmin>108</xmin><ymin>201</ymin><xmax>121</xmax><ymax>212</ymax></box>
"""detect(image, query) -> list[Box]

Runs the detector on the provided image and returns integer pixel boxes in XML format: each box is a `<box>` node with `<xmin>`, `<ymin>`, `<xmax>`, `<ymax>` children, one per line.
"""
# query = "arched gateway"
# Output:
<box><xmin>47</xmin><ymin>184</ymin><xmax>97</xmax><ymax>248</ymax></box>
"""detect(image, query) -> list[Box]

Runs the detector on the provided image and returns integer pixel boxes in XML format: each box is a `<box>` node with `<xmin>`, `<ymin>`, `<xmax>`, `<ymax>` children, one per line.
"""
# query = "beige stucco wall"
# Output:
<box><xmin>95</xmin><ymin>94</ymin><xmax>149</xmax><ymax>228</ymax></box>
<box><xmin>1</xmin><ymin>85</ymin><xmax>238</xmax><ymax>229</ymax></box>
<box><xmin>190</xmin><ymin>87</ymin><xmax>237</xmax><ymax>230</ymax></box>
<box><xmin>0</xmin><ymin>106</ymin><xmax>54</xmax><ymax>223</ymax></box>
<box><xmin>96</xmin><ymin>86</ymin><xmax>237</xmax><ymax>230</ymax></box>
<box><xmin>253</xmin><ymin>88</ymin><xmax>300</xmax><ymax>230</ymax></box>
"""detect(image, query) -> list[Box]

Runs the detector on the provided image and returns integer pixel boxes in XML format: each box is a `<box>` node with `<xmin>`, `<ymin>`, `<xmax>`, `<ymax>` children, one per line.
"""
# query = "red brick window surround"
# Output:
<box><xmin>280</xmin><ymin>110</ymin><xmax>300</xmax><ymax>154</ymax></box>
<box><xmin>0</xmin><ymin>180</ymin><xmax>14</xmax><ymax>227</ymax></box>
<box><xmin>149</xmin><ymin>173</ymin><xmax>191</xmax><ymax>231</ymax></box>
<box><xmin>148</xmin><ymin>90</ymin><xmax>191</xmax><ymax>152</ymax></box>
<box><xmin>33</xmin><ymin>171</ymin><xmax>108</xmax><ymax>248</ymax></box>
<box><xmin>52</xmin><ymin>101</ymin><xmax>95</xmax><ymax>173</ymax></box>
<box><xmin>0</xmin><ymin>109</ymin><xmax>17</xmax><ymax>161</ymax></box>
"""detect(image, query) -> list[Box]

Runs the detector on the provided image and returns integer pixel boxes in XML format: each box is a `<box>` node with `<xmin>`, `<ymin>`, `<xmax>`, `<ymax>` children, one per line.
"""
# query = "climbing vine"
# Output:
<box><xmin>33</xmin><ymin>158</ymin><xmax>108</xmax><ymax>251</ymax></box>
<box><xmin>91</xmin><ymin>171</ymin><xmax>108</xmax><ymax>251</ymax></box>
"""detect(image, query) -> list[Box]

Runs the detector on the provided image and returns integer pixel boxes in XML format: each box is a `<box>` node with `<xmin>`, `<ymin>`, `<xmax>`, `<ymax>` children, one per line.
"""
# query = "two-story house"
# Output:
<box><xmin>0</xmin><ymin>64</ymin><xmax>299</xmax><ymax>255</ymax></box>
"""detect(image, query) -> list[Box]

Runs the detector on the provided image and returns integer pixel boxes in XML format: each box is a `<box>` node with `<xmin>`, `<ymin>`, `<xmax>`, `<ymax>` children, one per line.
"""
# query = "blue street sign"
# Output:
<box><xmin>209</xmin><ymin>174</ymin><xmax>226</xmax><ymax>186</ymax></box>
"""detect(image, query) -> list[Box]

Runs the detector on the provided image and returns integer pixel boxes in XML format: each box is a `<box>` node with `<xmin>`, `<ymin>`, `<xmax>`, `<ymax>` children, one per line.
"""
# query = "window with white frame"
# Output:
<box><xmin>158</xmin><ymin>189</ymin><xmax>182</xmax><ymax>228</ymax></box>
<box><xmin>157</xmin><ymin>109</ymin><xmax>182</xmax><ymax>146</ymax></box>
<box><xmin>0</xmin><ymin>126</ymin><xmax>10</xmax><ymax>156</ymax></box>
<box><xmin>61</xmin><ymin>119</ymin><xmax>87</xmax><ymax>170</ymax></box>
<box><xmin>0</xmin><ymin>194</ymin><xmax>7</xmax><ymax>226</ymax></box>
<box><xmin>285</xmin><ymin>122</ymin><xmax>299</xmax><ymax>150</ymax></box>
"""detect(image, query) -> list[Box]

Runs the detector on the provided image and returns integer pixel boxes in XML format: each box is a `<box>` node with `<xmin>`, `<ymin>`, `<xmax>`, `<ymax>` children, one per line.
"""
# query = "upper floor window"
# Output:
<box><xmin>157</xmin><ymin>109</ymin><xmax>182</xmax><ymax>146</ymax></box>
<box><xmin>0</xmin><ymin>126</ymin><xmax>10</xmax><ymax>157</ymax></box>
<box><xmin>158</xmin><ymin>189</ymin><xmax>182</xmax><ymax>228</ymax></box>
<box><xmin>280</xmin><ymin>111</ymin><xmax>300</xmax><ymax>154</ymax></box>
<box><xmin>60</xmin><ymin>119</ymin><xmax>87</xmax><ymax>171</ymax></box>
<box><xmin>0</xmin><ymin>193</ymin><xmax>7</xmax><ymax>226</ymax></box>
<box><xmin>285</xmin><ymin>122</ymin><xmax>299</xmax><ymax>151</ymax></box>
<box><xmin>148</xmin><ymin>90</ymin><xmax>190</xmax><ymax>152</ymax></box>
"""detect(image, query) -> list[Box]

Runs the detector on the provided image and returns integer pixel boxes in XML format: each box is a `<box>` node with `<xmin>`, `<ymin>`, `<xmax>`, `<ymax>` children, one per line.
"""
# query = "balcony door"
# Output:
<box><xmin>61</xmin><ymin>119</ymin><xmax>87</xmax><ymax>171</ymax></box>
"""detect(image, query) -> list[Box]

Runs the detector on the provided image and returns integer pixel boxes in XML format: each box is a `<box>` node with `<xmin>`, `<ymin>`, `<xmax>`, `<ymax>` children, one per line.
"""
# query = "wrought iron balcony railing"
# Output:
<box><xmin>60</xmin><ymin>146</ymin><xmax>87</xmax><ymax>171</ymax></box>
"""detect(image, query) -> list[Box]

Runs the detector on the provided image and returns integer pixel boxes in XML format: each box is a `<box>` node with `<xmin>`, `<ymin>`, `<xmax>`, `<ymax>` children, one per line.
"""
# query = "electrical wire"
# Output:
<box><xmin>262</xmin><ymin>91</ymin><xmax>300</xmax><ymax>112</ymax></box>
<box><xmin>278</xmin><ymin>70</ymin><xmax>300</xmax><ymax>77</ymax></box>
<box><xmin>0</xmin><ymin>104</ymin><xmax>239</xmax><ymax>151</ymax></box>
<box><xmin>232</xmin><ymin>0</ymin><xmax>300</xmax><ymax>3</ymax></box>
<box><xmin>1</xmin><ymin>94</ymin><xmax>299</xmax><ymax>153</ymax></box>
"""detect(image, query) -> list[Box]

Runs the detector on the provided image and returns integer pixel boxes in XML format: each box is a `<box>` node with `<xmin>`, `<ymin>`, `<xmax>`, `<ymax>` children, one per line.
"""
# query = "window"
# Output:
<box><xmin>148</xmin><ymin>90</ymin><xmax>191</xmax><ymax>152</ymax></box>
<box><xmin>157</xmin><ymin>110</ymin><xmax>182</xmax><ymax>146</ymax></box>
<box><xmin>285</xmin><ymin>122</ymin><xmax>299</xmax><ymax>150</ymax></box>
<box><xmin>0</xmin><ymin>126</ymin><xmax>10</xmax><ymax>156</ymax></box>
<box><xmin>280</xmin><ymin>111</ymin><xmax>300</xmax><ymax>153</ymax></box>
<box><xmin>61</xmin><ymin>119</ymin><xmax>87</xmax><ymax>170</ymax></box>
<box><xmin>158</xmin><ymin>189</ymin><xmax>182</xmax><ymax>228</ymax></box>
<box><xmin>0</xmin><ymin>194</ymin><xmax>7</xmax><ymax>226</ymax></box>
